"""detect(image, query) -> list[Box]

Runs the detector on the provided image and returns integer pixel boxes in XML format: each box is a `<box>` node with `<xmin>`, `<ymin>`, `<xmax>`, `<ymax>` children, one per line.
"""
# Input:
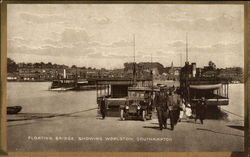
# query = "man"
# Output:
<box><xmin>162</xmin><ymin>89</ymin><xmax>169</xmax><ymax>129</ymax></box>
<box><xmin>167</xmin><ymin>89</ymin><xmax>181</xmax><ymax>130</ymax></box>
<box><xmin>155</xmin><ymin>88</ymin><xmax>167</xmax><ymax>130</ymax></box>
<box><xmin>100</xmin><ymin>97</ymin><xmax>106</xmax><ymax>119</ymax></box>
<box><xmin>195</xmin><ymin>97</ymin><xmax>207</xmax><ymax>124</ymax></box>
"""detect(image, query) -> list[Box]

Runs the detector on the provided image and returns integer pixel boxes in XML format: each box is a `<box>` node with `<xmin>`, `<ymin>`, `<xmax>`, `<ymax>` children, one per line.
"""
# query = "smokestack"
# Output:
<box><xmin>63</xmin><ymin>69</ymin><xmax>66</xmax><ymax>79</ymax></box>
<box><xmin>192</xmin><ymin>63</ymin><xmax>196</xmax><ymax>77</ymax></box>
<box><xmin>133</xmin><ymin>34</ymin><xmax>136</xmax><ymax>85</ymax></box>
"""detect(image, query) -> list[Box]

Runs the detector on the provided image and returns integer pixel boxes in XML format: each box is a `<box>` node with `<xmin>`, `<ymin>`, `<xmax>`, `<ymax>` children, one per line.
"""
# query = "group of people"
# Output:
<box><xmin>155</xmin><ymin>86</ymin><xmax>207</xmax><ymax>130</ymax></box>
<box><xmin>99</xmin><ymin>85</ymin><xmax>207</xmax><ymax>129</ymax></box>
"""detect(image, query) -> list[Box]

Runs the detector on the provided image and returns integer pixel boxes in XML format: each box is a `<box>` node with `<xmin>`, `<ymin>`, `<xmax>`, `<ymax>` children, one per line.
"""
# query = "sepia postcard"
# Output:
<box><xmin>0</xmin><ymin>1</ymin><xmax>249</xmax><ymax>157</ymax></box>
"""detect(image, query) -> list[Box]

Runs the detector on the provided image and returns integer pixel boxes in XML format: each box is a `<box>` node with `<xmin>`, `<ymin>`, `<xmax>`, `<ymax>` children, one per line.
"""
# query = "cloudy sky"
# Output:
<box><xmin>7</xmin><ymin>4</ymin><xmax>244</xmax><ymax>69</ymax></box>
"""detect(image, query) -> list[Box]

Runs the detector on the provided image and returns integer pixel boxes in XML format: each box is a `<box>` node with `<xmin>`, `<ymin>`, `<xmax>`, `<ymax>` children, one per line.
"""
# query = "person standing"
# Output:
<box><xmin>167</xmin><ymin>89</ymin><xmax>181</xmax><ymax>130</ymax></box>
<box><xmin>162</xmin><ymin>88</ymin><xmax>169</xmax><ymax>129</ymax></box>
<box><xmin>195</xmin><ymin>97</ymin><xmax>207</xmax><ymax>124</ymax></box>
<box><xmin>100</xmin><ymin>97</ymin><xmax>106</xmax><ymax>119</ymax></box>
<box><xmin>155</xmin><ymin>88</ymin><xmax>167</xmax><ymax>130</ymax></box>
<box><xmin>167</xmin><ymin>90</ymin><xmax>175</xmax><ymax>130</ymax></box>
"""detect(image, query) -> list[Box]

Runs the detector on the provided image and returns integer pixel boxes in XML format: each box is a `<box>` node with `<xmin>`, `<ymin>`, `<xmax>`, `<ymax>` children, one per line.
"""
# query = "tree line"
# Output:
<box><xmin>7</xmin><ymin>58</ymin><xmax>100</xmax><ymax>73</ymax></box>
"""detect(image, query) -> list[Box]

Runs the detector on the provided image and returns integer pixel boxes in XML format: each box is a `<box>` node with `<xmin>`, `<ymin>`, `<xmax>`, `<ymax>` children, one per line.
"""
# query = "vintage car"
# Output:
<box><xmin>120</xmin><ymin>86</ymin><xmax>158</xmax><ymax>121</ymax></box>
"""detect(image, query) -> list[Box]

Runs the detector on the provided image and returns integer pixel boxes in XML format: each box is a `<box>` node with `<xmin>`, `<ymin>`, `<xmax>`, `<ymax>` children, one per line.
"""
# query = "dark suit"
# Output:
<box><xmin>167</xmin><ymin>94</ymin><xmax>181</xmax><ymax>130</ymax></box>
<box><xmin>155</xmin><ymin>92</ymin><xmax>167</xmax><ymax>130</ymax></box>
<box><xmin>195</xmin><ymin>99</ymin><xmax>206</xmax><ymax>124</ymax></box>
<box><xmin>100</xmin><ymin>99</ymin><xmax>106</xmax><ymax>119</ymax></box>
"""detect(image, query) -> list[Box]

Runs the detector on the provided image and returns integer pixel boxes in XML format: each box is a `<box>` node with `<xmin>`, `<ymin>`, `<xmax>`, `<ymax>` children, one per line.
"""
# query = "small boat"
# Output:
<box><xmin>50</xmin><ymin>78</ymin><xmax>76</xmax><ymax>91</ymax></box>
<box><xmin>7</xmin><ymin>106</ymin><xmax>22</xmax><ymax>114</ymax></box>
<box><xmin>50</xmin><ymin>69</ymin><xmax>99</xmax><ymax>91</ymax></box>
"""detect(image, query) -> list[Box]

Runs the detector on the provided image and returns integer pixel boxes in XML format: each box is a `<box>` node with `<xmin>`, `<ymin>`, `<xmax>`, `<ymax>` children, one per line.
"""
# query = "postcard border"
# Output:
<box><xmin>0</xmin><ymin>1</ymin><xmax>249</xmax><ymax>157</ymax></box>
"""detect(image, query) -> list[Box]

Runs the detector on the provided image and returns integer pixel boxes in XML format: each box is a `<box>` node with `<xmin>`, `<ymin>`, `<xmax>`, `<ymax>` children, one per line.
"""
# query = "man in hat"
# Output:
<box><xmin>155</xmin><ymin>87</ymin><xmax>167</xmax><ymax>130</ymax></box>
<box><xmin>100</xmin><ymin>97</ymin><xmax>106</xmax><ymax>119</ymax></box>
<box><xmin>195</xmin><ymin>97</ymin><xmax>207</xmax><ymax>124</ymax></box>
<box><xmin>167</xmin><ymin>88</ymin><xmax>181</xmax><ymax>130</ymax></box>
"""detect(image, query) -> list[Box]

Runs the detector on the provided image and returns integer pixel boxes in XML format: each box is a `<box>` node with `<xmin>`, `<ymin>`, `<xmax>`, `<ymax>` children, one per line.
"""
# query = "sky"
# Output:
<box><xmin>7</xmin><ymin>4</ymin><xmax>244</xmax><ymax>69</ymax></box>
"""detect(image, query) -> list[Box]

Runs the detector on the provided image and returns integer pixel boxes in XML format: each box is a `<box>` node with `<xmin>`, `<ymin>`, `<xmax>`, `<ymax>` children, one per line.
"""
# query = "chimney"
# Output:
<box><xmin>63</xmin><ymin>69</ymin><xmax>66</xmax><ymax>79</ymax></box>
<box><xmin>192</xmin><ymin>63</ymin><xmax>196</xmax><ymax>77</ymax></box>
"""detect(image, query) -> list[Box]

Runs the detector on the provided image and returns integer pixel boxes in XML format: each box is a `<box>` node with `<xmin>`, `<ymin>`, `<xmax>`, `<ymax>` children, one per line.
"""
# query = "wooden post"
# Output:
<box><xmin>108</xmin><ymin>85</ymin><xmax>110</xmax><ymax>96</ymax></box>
<box><xmin>225</xmin><ymin>84</ymin><xmax>227</xmax><ymax>97</ymax></box>
<box><xmin>111</xmin><ymin>85</ymin><xmax>113</xmax><ymax>98</ymax></box>
<box><xmin>227</xmin><ymin>84</ymin><xmax>229</xmax><ymax>98</ymax></box>
<box><xmin>100</xmin><ymin>85</ymin><xmax>102</xmax><ymax>96</ymax></box>
<box><xmin>105</xmin><ymin>85</ymin><xmax>107</xmax><ymax>96</ymax></box>
<box><xmin>217</xmin><ymin>89</ymin><xmax>219</xmax><ymax>102</ymax></box>
<box><xmin>96</xmin><ymin>83</ymin><xmax>99</xmax><ymax>97</ymax></box>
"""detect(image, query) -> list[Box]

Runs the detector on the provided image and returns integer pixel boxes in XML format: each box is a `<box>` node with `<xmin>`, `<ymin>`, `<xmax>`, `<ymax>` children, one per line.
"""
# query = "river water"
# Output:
<box><xmin>7</xmin><ymin>82</ymin><xmax>96</xmax><ymax>114</ymax></box>
<box><xmin>7</xmin><ymin>82</ymin><xmax>244</xmax><ymax>120</ymax></box>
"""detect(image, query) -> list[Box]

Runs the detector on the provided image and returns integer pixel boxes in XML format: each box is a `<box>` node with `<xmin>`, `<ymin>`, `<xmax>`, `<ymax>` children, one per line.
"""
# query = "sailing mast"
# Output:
<box><xmin>133</xmin><ymin>34</ymin><xmax>136</xmax><ymax>85</ymax></box>
<box><xmin>151</xmin><ymin>54</ymin><xmax>153</xmax><ymax>87</ymax></box>
<box><xmin>180</xmin><ymin>53</ymin><xmax>182</xmax><ymax>67</ymax></box>
<box><xmin>150</xmin><ymin>53</ymin><xmax>154</xmax><ymax>109</ymax></box>
<box><xmin>185</xmin><ymin>32</ymin><xmax>190</xmax><ymax>104</ymax></box>
<box><xmin>133</xmin><ymin>34</ymin><xmax>136</xmax><ymax>64</ymax></box>
<box><xmin>186</xmin><ymin>33</ymin><xmax>188</xmax><ymax>63</ymax></box>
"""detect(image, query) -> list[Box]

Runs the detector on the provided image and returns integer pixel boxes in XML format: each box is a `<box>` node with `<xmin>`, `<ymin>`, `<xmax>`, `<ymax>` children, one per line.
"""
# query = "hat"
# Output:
<box><xmin>160</xmin><ymin>88</ymin><xmax>165</xmax><ymax>93</ymax></box>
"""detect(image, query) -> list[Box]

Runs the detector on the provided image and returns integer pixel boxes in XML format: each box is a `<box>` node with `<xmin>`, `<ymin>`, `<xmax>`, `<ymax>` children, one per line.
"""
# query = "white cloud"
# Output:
<box><xmin>88</xmin><ymin>16</ymin><xmax>111</xmax><ymax>25</ymax></box>
<box><xmin>20</xmin><ymin>12</ymin><xmax>66</xmax><ymax>24</ymax></box>
<box><xmin>7</xmin><ymin>4</ymin><xmax>244</xmax><ymax>69</ymax></box>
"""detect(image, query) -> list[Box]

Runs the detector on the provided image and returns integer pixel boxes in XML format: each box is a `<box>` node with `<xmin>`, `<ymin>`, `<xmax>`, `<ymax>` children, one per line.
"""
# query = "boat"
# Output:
<box><xmin>180</xmin><ymin>62</ymin><xmax>229</xmax><ymax>106</ymax></box>
<box><xmin>50</xmin><ymin>78</ymin><xmax>76</xmax><ymax>91</ymax></box>
<box><xmin>49</xmin><ymin>69</ymin><xmax>99</xmax><ymax>91</ymax></box>
<box><xmin>50</xmin><ymin>78</ymin><xmax>103</xmax><ymax>91</ymax></box>
<box><xmin>7</xmin><ymin>106</ymin><xmax>22</xmax><ymax>114</ymax></box>
<box><xmin>179</xmin><ymin>34</ymin><xmax>229</xmax><ymax>106</ymax></box>
<box><xmin>73</xmin><ymin>79</ymin><xmax>98</xmax><ymax>90</ymax></box>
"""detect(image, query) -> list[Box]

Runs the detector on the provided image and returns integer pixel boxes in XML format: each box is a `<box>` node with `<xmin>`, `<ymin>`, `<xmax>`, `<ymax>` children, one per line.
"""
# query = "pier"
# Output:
<box><xmin>7</xmin><ymin>107</ymin><xmax>244</xmax><ymax>152</ymax></box>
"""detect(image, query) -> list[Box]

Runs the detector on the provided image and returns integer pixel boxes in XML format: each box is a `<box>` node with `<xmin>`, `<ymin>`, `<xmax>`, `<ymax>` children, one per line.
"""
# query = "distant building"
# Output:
<box><xmin>152</xmin><ymin>67</ymin><xmax>159</xmax><ymax>75</ymax></box>
<box><xmin>218</xmin><ymin>67</ymin><xmax>243</xmax><ymax>83</ymax></box>
<box><xmin>7</xmin><ymin>73</ymin><xmax>18</xmax><ymax>81</ymax></box>
<box><xmin>165</xmin><ymin>62</ymin><xmax>181</xmax><ymax>80</ymax></box>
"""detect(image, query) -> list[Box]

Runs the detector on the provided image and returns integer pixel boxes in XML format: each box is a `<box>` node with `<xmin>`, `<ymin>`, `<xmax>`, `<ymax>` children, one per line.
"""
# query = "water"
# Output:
<box><xmin>221</xmin><ymin>84</ymin><xmax>244</xmax><ymax>121</ymax></box>
<box><xmin>7</xmin><ymin>82</ymin><xmax>97</xmax><ymax>114</ymax></box>
<box><xmin>7</xmin><ymin>82</ymin><xmax>244</xmax><ymax>120</ymax></box>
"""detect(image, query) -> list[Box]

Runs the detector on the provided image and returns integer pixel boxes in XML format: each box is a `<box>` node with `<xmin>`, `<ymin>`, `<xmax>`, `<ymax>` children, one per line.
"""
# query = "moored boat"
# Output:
<box><xmin>49</xmin><ymin>69</ymin><xmax>99</xmax><ymax>91</ymax></box>
<box><xmin>50</xmin><ymin>78</ymin><xmax>76</xmax><ymax>91</ymax></box>
<box><xmin>49</xmin><ymin>78</ymin><xmax>102</xmax><ymax>91</ymax></box>
<box><xmin>180</xmin><ymin>61</ymin><xmax>229</xmax><ymax>106</ymax></box>
<box><xmin>7</xmin><ymin>106</ymin><xmax>22</xmax><ymax>114</ymax></box>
